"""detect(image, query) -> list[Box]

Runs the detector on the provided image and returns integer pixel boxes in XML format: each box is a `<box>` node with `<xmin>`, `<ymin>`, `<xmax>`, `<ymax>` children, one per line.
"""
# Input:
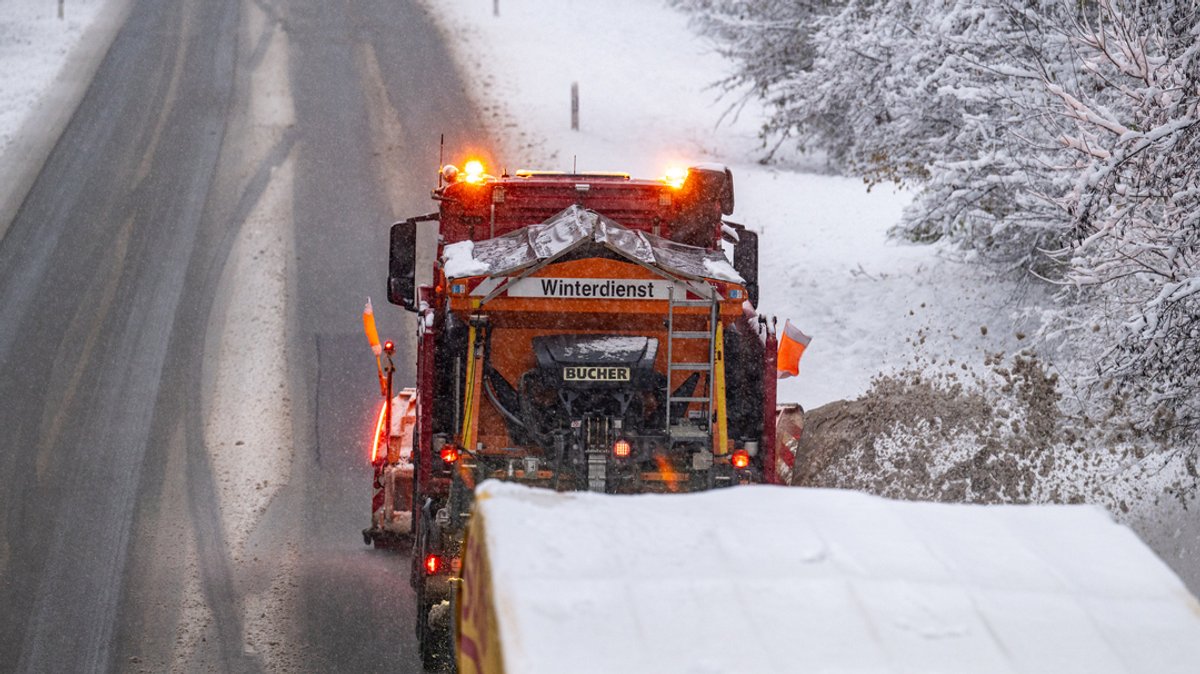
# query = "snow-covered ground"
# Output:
<box><xmin>424</xmin><ymin>0</ymin><xmax>1041</xmax><ymax>411</ymax></box>
<box><xmin>0</xmin><ymin>0</ymin><xmax>127</xmax><ymax>238</ymax></box>
<box><xmin>0</xmin><ymin>0</ymin><xmax>105</xmax><ymax>151</ymax></box>
<box><xmin>471</xmin><ymin>480</ymin><xmax>1200</xmax><ymax>674</ymax></box>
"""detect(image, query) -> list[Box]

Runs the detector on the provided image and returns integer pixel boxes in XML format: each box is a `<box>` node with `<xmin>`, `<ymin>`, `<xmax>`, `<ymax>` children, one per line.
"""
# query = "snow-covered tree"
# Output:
<box><xmin>681</xmin><ymin>0</ymin><xmax>1200</xmax><ymax>431</ymax></box>
<box><xmin>681</xmin><ymin>0</ymin><xmax>1083</xmax><ymax>263</ymax></box>
<box><xmin>670</xmin><ymin>0</ymin><xmax>842</xmax><ymax>158</ymax></box>
<box><xmin>1037</xmin><ymin>0</ymin><xmax>1200</xmax><ymax>429</ymax></box>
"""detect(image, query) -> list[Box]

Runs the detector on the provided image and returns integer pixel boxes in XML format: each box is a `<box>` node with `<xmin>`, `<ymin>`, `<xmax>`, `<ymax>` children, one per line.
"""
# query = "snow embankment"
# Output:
<box><xmin>468</xmin><ymin>481</ymin><xmax>1200</xmax><ymax>674</ymax></box>
<box><xmin>421</xmin><ymin>0</ymin><xmax>1040</xmax><ymax>411</ymax></box>
<box><xmin>0</xmin><ymin>0</ymin><xmax>130</xmax><ymax>239</ymax></box>
<box><xmin>0</xmin><ymin>0</ymin><xmax>106</xmax><ymax>152</ymax></box>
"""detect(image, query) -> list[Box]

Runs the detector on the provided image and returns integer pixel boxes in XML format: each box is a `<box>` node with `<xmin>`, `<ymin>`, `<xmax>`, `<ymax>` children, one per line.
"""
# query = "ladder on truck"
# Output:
<box><xmin>665</xmin><ymin>287</ymin><xmax>719</xmax><ymax>450</ymax></box>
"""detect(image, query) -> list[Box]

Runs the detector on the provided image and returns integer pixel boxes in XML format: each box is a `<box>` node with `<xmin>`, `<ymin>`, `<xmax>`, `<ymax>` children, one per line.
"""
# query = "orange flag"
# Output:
<box><xmin>777</xmin><ymin>319</ymin><xmax>811</xmax><ymax>379</ymax></box>
<box><xmin>363</xmin><ymin>298</ymin><xmax>382</xmax><ymax>356</ymax></box>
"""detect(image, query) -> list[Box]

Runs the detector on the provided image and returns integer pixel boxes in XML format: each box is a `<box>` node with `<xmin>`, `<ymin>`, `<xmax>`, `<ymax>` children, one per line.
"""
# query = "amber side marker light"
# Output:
<box><xmin>369</xmin><ymin>404</ymin><xmax>386</xmax><ymax>464</ymax></box>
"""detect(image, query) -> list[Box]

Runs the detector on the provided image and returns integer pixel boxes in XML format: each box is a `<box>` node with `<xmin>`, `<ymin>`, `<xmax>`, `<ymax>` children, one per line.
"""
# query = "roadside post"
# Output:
<box><xmin>571</xmin><ymin>82</ymin><xmax>579</xmax><ymax>130</ymax></box>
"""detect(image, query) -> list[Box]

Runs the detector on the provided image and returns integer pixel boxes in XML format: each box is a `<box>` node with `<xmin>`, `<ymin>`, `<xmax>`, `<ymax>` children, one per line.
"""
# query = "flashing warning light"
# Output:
<box><xmin>663</xmin><ymin>166</ymin><xmax>688</xmax><ymax>189</ymax></box>
<box><xmin>370</xmin><ymin>403</ymin><xmax>387</xmax><ymax>464</ymax></box>
<box><xmin>463</xmin><ymin>159</ymin><xmax>485</xmax><ymax>184</ymax></box>
<box><xmin>440</xmin><ymin>446</ymin><xmax>460</xmax><ymax>464</ymax></box>
<box><xmin>613</xmin><ymin>438</ymin><xmax>632</xmax><ymax>458</ymax></box>
<box><xmin>383</xmin><ymin>340</ymin><xmax>394</xmax><ymax>354</ymax></box>
<box><xmin>424</xmin><ymin>554</ymin><xmax>443</xmax><ymax>575</ymax></box>
<box><xmin>731</xmin><ymin>449</ymin><xmax>751</xmax><ymax>470</ymax></box>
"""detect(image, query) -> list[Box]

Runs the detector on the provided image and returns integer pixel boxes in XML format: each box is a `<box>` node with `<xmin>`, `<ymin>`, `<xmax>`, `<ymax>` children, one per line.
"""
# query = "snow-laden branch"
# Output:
<box><xmin>678</xmin><ymin>0</ymin><xmax>1200</xmax><ymax>430</ymax></box>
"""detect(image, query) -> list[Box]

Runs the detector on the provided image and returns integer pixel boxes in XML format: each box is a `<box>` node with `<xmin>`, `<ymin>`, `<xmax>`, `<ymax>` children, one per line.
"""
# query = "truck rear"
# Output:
<box><xmin>364</xmin><ymin>160</ymin><xmax>785</xmax><ymax>668</ymax></box>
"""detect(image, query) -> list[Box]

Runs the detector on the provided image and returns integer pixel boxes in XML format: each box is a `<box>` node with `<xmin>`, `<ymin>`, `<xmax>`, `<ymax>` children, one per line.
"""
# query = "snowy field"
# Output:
<box><xmin>424</xmin><ymin>0</ymin><xmax>1043</xmax><ymax>411</ymax></box>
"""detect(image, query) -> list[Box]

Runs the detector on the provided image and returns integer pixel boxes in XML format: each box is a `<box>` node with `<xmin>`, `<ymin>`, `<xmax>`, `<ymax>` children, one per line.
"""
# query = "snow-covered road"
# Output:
<box><xmin>0</xmin><ymin>0</ymin><xmax>482</xmax><ymax>670</ymax></box>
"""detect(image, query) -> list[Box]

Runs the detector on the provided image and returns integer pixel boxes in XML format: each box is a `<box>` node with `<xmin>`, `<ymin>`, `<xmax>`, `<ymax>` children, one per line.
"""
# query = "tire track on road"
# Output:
<box><xmin>11</xmin><ymin>0</ymin><xmax>242</xmax><ymax>669</ymax></box>
<box><xmin>117</xmin><ymin>1</ymin><xmax>301</xmax><ymax>666</ymax></box>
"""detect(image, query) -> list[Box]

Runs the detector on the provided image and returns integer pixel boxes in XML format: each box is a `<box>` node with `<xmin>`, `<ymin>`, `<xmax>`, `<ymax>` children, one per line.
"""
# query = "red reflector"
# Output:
<box><xmin>424</xmin><ymin>554</ymin><xmax>442</xmax><ymax>575</ymax></box>
<box><xmin>612</xmin><ymin>439</ymin><xmax>632</xmax><ymax>458</ymax></box>
<box><xmin>440</xmin><ymin>446</ymin><xmax>460</xmax><ymax>463</ymax></box>
<box><xmin>731</xmin><ymin>449</ymin><xmax>750</xmax><ymax>470</ymax></box>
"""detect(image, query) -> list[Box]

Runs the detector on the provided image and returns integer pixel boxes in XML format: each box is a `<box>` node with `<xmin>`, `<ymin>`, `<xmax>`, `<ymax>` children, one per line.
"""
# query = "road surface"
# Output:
<box><xmin>0</xmin><ymin>0</ymin><xmax>487</xmax><ymax>671</ymax></box>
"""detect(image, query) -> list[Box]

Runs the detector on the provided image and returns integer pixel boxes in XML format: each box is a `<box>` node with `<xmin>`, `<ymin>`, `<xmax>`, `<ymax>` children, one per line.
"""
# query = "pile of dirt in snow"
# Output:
<box><xmin>794</xmin><ymin>351</ymin><xmax>1199</xmax><ymax>511</ymax></box>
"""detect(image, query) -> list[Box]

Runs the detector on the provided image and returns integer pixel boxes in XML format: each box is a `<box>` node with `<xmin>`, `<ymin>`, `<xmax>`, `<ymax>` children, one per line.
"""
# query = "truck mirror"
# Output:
<box><xmin>733</xmin><ymin>227</ymin><xmax>758</xmax><ymax>308</ymax></box>
<box><xmin>720</xmin><ymin>167</ymin><xmax>735</xmax><ymax>216</ymax></box>
<box><xmin>388</xmin><ymin>220</ymin><xmax>418</xmax><ymax>311</ymax></box>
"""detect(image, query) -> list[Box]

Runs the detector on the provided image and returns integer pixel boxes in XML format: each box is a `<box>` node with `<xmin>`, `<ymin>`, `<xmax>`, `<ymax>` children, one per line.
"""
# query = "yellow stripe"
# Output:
<box><xmin>713</xmin><ymin>322</ymin><xmax>729</xmax><ymax>456</ymax></box>
<box><xmin>460</xmin><ymin>323</ymin><xmax>478</xmax><ymax>445</ymax></box>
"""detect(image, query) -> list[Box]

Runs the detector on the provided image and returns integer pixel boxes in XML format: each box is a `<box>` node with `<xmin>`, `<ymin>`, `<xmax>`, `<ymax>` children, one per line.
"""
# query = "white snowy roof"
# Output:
<box><xmin>441</xmin><ymin>204</ymin><xmax>743</xmax><ymax>283</ymax></box>
<box><xmin>472</xmin><ymin>481</ymin><xmax>1200</xmax><ymax>674</ymax></box>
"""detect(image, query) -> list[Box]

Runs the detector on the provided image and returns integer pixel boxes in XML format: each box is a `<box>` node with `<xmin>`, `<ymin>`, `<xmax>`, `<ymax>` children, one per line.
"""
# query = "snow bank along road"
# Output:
<box><xmin>0</xmin><ymin>0</ymin><xmax>133</xmax><ymax>244</ymax></box>
<box><xmin>0</xmin><ymin>0</ymin><xmax>486</xmax><ymax>670</ymax></box>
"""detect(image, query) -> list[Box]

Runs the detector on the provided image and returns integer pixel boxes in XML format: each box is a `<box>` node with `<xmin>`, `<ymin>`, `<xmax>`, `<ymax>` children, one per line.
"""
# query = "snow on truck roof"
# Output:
<box><xmin>470</xmin><ymin>481</ymin><xmax>1200</xmax><ymax>674</ymax></box>
<box><xmin>441</xmin><ymin>204</ymin><xmax>742</xmax><ymax>283</ymax></box>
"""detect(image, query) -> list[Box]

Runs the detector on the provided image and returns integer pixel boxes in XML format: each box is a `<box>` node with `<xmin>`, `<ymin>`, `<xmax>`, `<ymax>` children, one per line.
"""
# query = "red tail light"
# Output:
<box><xmin>731</xmin><ymin>449</ymin><xmax>750</xmax><ymax>470</ymax></box>
<box><xmin>440</xmin><ymin>446</ymin><xmax>460</xmax><ymax>463</ymax></box>
<box><xmin>612</xmin><ymin>438</ymin><xmax>632</xmax><ymax>458</ymax></box>
<box><xmin>424</xmin><ymin>554</ymin><xmax>443</xmax><ymax>575</ymax></box>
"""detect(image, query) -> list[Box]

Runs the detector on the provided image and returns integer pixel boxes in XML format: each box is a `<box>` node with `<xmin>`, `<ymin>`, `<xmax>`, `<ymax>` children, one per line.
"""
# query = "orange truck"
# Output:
<box><xmin>362</xmin><ymin>160</ymin><xmax>798</xmax><ymax>668</ymax></box>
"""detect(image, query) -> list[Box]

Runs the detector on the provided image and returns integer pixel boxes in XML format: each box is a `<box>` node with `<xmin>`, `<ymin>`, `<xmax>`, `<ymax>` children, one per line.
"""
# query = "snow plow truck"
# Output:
<box><xmin>361</xmin><ymin>159</ymin><xmax>797</xmax><ymax>669</ymax></box>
